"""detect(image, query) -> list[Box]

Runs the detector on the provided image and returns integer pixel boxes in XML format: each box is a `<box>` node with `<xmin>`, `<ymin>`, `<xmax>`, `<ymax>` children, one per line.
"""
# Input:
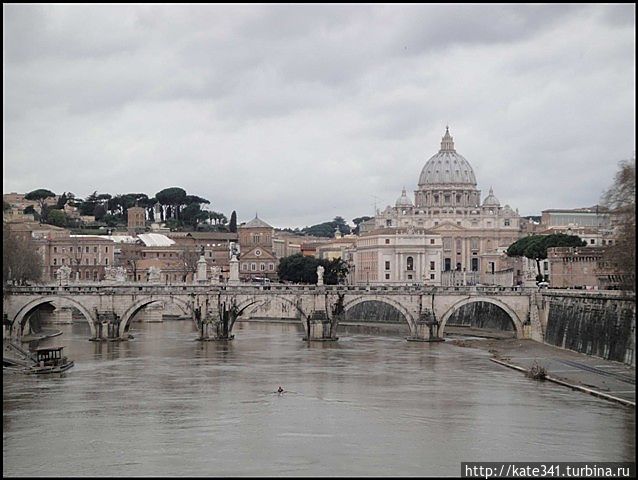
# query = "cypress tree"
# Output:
<box><xmin>229</xmin><ymin>210</ymin><xmax>237</xmax><ymax>233</ymax></box>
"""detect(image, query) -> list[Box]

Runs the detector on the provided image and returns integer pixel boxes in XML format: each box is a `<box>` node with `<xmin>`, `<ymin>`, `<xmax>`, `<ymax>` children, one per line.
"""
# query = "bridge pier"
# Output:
<box><xmin>303</xmin><ymin>310</ymin><xmax>338</xmax><ymax>342</ymax></box>
<box><xmin>196</xmin><ymin>304</ymin><xmax>235</xmax><ymax>341</ymax></box>
<box><xmin>406</xmin><ymin>311</ymin><xmax>443</xmax><ymax>342</ymax></box>
<box><xmin>90</xmin><ymin>312</ymin><xmax>124</xmax><ymax>342</ymax></box>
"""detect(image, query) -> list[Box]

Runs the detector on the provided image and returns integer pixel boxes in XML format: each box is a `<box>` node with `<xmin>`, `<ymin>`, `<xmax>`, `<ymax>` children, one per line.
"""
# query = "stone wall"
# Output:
<box><xmin>542</xmin><ymin>291</ymin><xmax>635</xmax><ymax>366</ymax></box>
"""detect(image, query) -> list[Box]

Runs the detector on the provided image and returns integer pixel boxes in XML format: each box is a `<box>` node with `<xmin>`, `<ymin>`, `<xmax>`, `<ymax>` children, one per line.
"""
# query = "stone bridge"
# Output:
<box><xmin>3</xmin><ymin>283</ymin><xmax>544</xmax><ymax>342</ymax></box>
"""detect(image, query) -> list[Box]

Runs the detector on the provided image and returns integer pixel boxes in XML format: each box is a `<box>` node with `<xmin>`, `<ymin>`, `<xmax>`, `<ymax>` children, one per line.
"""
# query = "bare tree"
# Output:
<box><xmin>179</xmin><ymin>245</ymin><xmax>200</xmax><ymax>282</ymax></box>
<box><xmin>119</xmin><ymin>243</ymin><xmax>141</xmax><ymax>281</ymax></box>
<box><xmin>66</xmin><ymin>237</ymin><xmax>85</xmax><ymax>281</ymax></box>
<box><xmin>3</xmin><ymin>227</ymin><xmax>42</xmax><ymax>288</ymax></box>
<box><xmin>601</xmin><ymin>155</ymin><xmax>635</xmax><ymax>290</ymax></box>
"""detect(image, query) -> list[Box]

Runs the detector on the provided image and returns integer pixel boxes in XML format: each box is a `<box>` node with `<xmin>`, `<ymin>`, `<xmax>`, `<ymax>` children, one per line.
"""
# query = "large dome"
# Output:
<box><xmin>418</xmin><ymin>127</ymin><xmax>477</xmax><ymax>187</ymax></box>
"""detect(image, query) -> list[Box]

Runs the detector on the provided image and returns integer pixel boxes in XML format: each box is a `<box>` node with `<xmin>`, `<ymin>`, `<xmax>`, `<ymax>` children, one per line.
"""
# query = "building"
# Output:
<box><xmin>238</xmin><ymin>215</ymin><xmax>279</xmax><ymax>281</ymax></box>
<box><xmin>127</xmin><ymin>206</ymin><xmax>146</xmax><ymax>232</ymax></box>
<box><xmin>360</xmin><ymin>127</ymin><xmax>523</xmax><ymax>285</ymax></box>
<box><xmin>354</xmin><ymin>227</ymin><xmax>443</xmax><ymax>284</ymax></box>
<box><xmin>38</xmin><ymin>233</ymin><xmax>115</xmax><ymax>282</ymax></box>
<box><xmin>547</xmin><ymin>246</ymin><xmax>606</xmax><ymax>289</ymax></box>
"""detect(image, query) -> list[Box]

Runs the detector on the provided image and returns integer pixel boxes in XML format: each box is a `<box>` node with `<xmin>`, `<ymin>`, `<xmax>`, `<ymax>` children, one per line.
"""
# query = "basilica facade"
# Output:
<box><xmin>354</xmin><ymin>128</ymin><xmax>523</xmax><ymax>285</ymax></box>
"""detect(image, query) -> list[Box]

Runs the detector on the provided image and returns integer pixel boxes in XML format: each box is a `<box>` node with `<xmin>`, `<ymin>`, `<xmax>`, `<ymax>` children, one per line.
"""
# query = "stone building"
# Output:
<box><xmin>38</xmin><ymin>233</ymin><xmax>115</xmax><ymax>282</ymax></box>
<box><xmin>361</xmin><ymin>127</ymin><xmax>522</xmax><ymax>285</ymax></box>
<box><xmin>547</xmin><ymin>246</ymin><xmax>606</xmax><ymax>289</ymax></box>
<box><xmin>238</xmin><ymin>215</ymin><xmax>279</xmax><ymax>281</ymax></box>
<box><xmin>127</xmin><ymin>206</ymin><xmax>146</xmax><ymax>232</ymax></box>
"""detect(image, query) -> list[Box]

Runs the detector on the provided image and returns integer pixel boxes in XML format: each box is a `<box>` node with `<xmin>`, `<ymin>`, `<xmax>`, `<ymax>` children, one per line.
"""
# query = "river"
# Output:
<box><xmin>3</xmin><ymin>320</ymin><xmax>635</xmax><ymax>476</ymax></box>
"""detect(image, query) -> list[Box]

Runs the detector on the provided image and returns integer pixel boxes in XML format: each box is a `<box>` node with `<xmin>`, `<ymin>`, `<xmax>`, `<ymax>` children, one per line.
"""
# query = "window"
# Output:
<box><xmin>444</xmin><ymin>195</ymin><xmax>451</xmax><ymax>204</ymax></box>
<box><xmin>85</xmin><ymin>247</ymin><xmax>89</xmax><ymax>253</ymax></box>
<box><xmin>269</xmin><ymin>263</ymin><xmax>274</xmax><ymax>271</ymax></box>
<box><xmin>385</xmin><ymin>239</ymin><xmax>390</xmax><ymax>244</ymax></box>
<box><xmin>471</xmin><ymin>238</ymin><xmax>479</xmax><ymax>250</ymax></box>
<box><xmin>444</xmin><ymin>258</ymin><xmax>451</xmax><ymax>271</ymax></box>
<box><xmin>590</xmin><ymin>239</ymin><xmax>595</xmax><ymax>244</ymax></box>
<box><xmin>430</xmin><ymin>274</ymin><xmax>435</xmax><ymax>280</ymax></box>
<box><xmin>456</xmin><ymin>262</ymin><xmax>461</xmax><ymax>271</ymax></box>
<box><xmin>406</xmin><ymin>257</ymin><xmax>414</xmax><ymax>271</ymax></box>
<box><xmin>61</xmin><ymin>258</ymin><xmax>65</xmax><ymax>265</ymax></box>
<box><xmin>105</xmin><ymin>258</ymin><xmax>109</xmax><ymax>265</ymax></box>
<box><xmin>385</xmin><ymin>261</ymin><xmax>390</xmax><ymax>270</ymax></box>
<box><xmin>94</xmin><ymin>246</ymin><xmax>97</xmax><ymax>253</ymax></box>
<box><xmin>443</xmin><ymin>237</ymin><xmax>452</xmax><ymax>251</ymax></box>
<box><xmin>53</xmin><ymin>258</ymin><xmax>57</xmax><ymax>266</ymax></box>
<box><xmin>53</xmin><ymin>247</ymin><xmax>57</xmax><ymax>253</ymax></box>
<box><xmin>408</xmin><ymin>274</ymin><xmax>413</xmax><ymax>280</ymax></box>
<box><xmin>430</xmin><ymin>239</ymin><xmax>435</xmax><ymax>244</ymax></box>
<box><xmin>251</xmin><ymin>263</ymin><xmax>256</xmax><ymax>271</ymax></box>
<box><xmin>105</xmin><ymin>247</ymin><xmax>108</xmax><ymax>253</ymax></box>
<box><xmin>260</xmin><ymin>263</ymin><xmax>265</xmax><ymax>271</ymax></box>
<box><xmin>242</xmin><ymin>264</ymin><xmax>248</xmax><ymax>271</ymax></box>
<box><xmin>504</xmin><ymin>219</ymin><xmax>511</xmax><ymax>226</ymax></box>
<box><xmin>86</xmin><ymin>271</ymin><xmax>90</xmax><ymax>279</ymax></box>
<box><xmin>93</xmin><ymin>258</ymin><xmax>97</xmax><ymax>265</ymax></box>
<box><xmin>385</xmin><ymin>273</ymin><xmax>390</xmax><ymax>280</ymax></box>
<box><xmin>430</xmin><ymin>261</ymin><xmax>435</xmax><ymax>271</ymax></box>
<box><xmin>70</xmin><ymin>247</ymin><xmax>73</xmax><ymax>253</ymax></box>
<box><xmin>471</xmin><ymin>258</ymin><xmax>479</xmax><ymax>272</ymax></box>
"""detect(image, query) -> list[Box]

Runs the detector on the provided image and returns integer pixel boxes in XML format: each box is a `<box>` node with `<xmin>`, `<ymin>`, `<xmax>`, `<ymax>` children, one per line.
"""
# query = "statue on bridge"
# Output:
<box><xmin>55</xmin><ymin>265</ymin><xmax>72</xmax><ymax>286</ymax></box>
<box><xmin>317</xmin><ymin>265</ymin><xmax>325</xmax><ymax>286</ymax></box>
<box><xmin>148</xmin><ymin>266</ymin><xmax>161</xmax><ymax>283</ymax></box>
<box><xmin>229</xmin><ymin>242</ymin><xmax>240</xmax><ymax>261</ymax></box>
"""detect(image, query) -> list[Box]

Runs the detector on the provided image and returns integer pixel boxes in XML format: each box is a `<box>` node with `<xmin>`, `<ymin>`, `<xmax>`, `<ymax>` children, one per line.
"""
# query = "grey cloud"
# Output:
<box><xmin>3</xmin><ymin>4</ymin><xmax>635</xmax><ymax>226</ymax></box>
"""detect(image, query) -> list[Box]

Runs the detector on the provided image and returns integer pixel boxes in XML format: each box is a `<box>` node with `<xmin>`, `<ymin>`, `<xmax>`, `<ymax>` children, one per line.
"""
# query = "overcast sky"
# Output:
<box><xmin>3</xmin><ymin>4</ymin><xmax>635</xmax><ymax>228</ymax></box>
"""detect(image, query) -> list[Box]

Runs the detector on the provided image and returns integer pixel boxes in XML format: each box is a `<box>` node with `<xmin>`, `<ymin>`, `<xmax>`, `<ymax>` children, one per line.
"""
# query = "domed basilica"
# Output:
<box><xmin>355</xmin><ymin>128</ymin><xmax>522</xmax><ymax>285</ymax></box>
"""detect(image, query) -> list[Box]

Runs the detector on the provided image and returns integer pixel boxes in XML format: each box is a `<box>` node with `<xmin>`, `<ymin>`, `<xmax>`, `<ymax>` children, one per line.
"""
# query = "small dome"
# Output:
<box><xmin>418</xmin><ymin>127</ymin><xmax>477</xmax><ymax>187</ymax></box>
<box><xmin>395</xmin><ymin>187</ymin><xmax>414</xmax><ymax>207</ymax></box>
<box><xmin>482</xmin><ymin>187</ymin><xmax>500</xmax><ymax>207</ymax></box>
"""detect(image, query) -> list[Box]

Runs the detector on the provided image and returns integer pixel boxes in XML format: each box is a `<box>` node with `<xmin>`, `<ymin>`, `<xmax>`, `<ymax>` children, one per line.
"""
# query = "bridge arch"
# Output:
<box><xmin>233</xmin><ymin>294</ymin><xmax>309</xmax><ymax>321</ymax></box>
<box><xmin>438</xmin><ymin>297</ymin><xmax>524</xmax><ymax>338</ymax></box>
<box><xmin>342</xmin><ymin>295</ymin><xmax>417</xmax><ymax>332</ymax></box>
<box><xmin>12</xmin><ymin>296</ymin><xmax>99</xmax><ymax>338</ymax></box>
<box><xmin>118</xmin><ymin>296</ymin><xmax>193</xmax><ymax>337</ymax></box>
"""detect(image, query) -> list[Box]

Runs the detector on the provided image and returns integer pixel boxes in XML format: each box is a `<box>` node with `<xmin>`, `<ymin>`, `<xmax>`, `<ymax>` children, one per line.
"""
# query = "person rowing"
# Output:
<box><xmin>277</xmin><ymin>386</ymin><xmax>285</xmax><ymax>394</ymax></box>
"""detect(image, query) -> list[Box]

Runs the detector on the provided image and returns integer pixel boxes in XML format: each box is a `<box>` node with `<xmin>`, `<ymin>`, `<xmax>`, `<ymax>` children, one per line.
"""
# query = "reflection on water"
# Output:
<box><xmin>3</xmin><ymin>320</ymin><xmax>635</xmax><ymax>476</ymax></box>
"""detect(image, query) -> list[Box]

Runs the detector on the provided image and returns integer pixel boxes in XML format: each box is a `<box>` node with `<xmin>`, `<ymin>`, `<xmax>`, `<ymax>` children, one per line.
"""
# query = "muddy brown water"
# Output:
<box><xmin>3</xmin><ymin>321</ymin><xmax>635</xmax><ymax>476</ymax></box>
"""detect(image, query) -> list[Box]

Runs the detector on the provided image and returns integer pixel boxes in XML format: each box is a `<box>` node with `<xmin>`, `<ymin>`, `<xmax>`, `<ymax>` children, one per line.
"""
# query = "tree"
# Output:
<box><xmin>156</xmin><ymin>187</ymin><xmax>187</xmax><ymax>221</ymax></box>
<box><xmin>79</xmin><ymin>191</ymin><xmax>99</xmax><ymax>216</ymax></box>
<box><xmin>277</xmin><ymin>254</ymin><xmax>320</xmax><ymax>284</ymax></box>
<box><xmin>56</xmin><ymin>192</ymin><xmax>68</xmax><ymax>210</ymax></box>
<box><xmin>3</xmin><ymin>201</ymin><xmax>10</xmax><ymax>212</ymax></box>
<box><xmin>23</xmin><ymin>205</ymin><xmax>41</xmax><ymax>221</ymax></box>
<box><xmin>507</xmin><ymin>233</ymin><xmax>587</xmax><ymax>280</ymax></box>
<box><xmin>229</xmin><ymin>211</ymin><xmax>237</xmax><ymax>233</ymax></box>
<box><xmin>321</xmin><ymin>257</ymin><xmax>350</xmax><ymax>285</ymax></box>
<box><xmin>94</xmin><ymin>204</ymin><xmax>107</xmax><ymax>221</ymax></box>
<box><xmin>47</xmin><ymin>209</ymin><xmax>68</xmax><ymax>228</ymax></box>
<box><xmin>601</xmin><ymin>155</ymin><xmax>636</xmax><ymax>290</ymax></box>
<box><xmin>179</xmin><ymin>245</ymin><xmax>200</xmax><ymax>282</ymax></box>
<box><xmin>352</xmin><ymin>216</ymin><xmax>372</xmax><ymax>235</ymax></box>
<box><xmin>3</xmin><ymin>227</ymin><xmax>42</xmax><ymax>287</ymax></box>
<box><xmin>25</xmin><ymin>189</ymin><xmax>56</xmax><ymax>220</ymax></box>
<box><xmin>277</xmin><ymin>254</ymin><xmax>350</xmax><ymax>284</ymax></box>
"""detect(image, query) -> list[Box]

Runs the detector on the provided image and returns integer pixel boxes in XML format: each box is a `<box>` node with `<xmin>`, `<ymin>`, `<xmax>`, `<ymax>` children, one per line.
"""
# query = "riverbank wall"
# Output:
<box><xmin>540</xmin><ymin>290</ymin><xmax>635</xmax><ymax>366</ymax></box>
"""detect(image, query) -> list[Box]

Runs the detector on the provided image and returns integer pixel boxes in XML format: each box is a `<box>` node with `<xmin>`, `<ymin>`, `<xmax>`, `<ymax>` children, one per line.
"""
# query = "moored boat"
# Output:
<box><xmin>28</xmin><ymin>346</ymin><xmax>74</xmax><ymax>374</ymax></box>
